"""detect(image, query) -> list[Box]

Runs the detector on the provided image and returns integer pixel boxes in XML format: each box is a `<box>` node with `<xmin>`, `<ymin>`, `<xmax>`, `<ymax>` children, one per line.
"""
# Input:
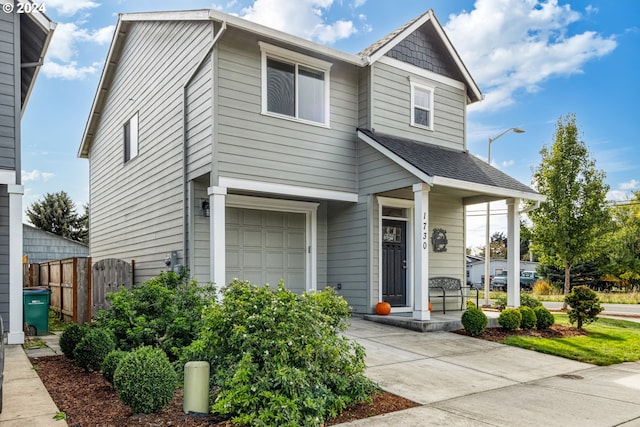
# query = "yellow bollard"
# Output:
<box><xmin>183</xmin><ymin>361</ymin><xmax>210</xmax><ymax>414</ymax></box>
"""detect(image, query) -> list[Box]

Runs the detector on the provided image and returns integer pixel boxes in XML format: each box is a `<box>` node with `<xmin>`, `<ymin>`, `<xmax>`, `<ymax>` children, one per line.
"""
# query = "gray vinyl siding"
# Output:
<box><xmin>215</xmin><ymin>30</ymin><xmax>359</xmax><ymax>193</ymax></box>
<box><xmin>358</xmin><ymin>141</ymin><xmax>416</xmax><ymax>195</ymax></box>
<box><xmin>191</xmin><ymin>181</ymin><xmax>210</xmax><ymax>283</ymax></box>
<box><xmin>357</xmin><ymin>67</ymin><xmax>370</xmax><ymax>128</ymax></box>
<box><xmin>0</xmin><ymin>187</ymin><xmax>8</xmax><ymax>325</ymax></box>
<box><xmin>88</xmin><ymin>20</ymin><xmax>214</xmax><ymax>283</ymax></box>
<box><xmin>0</xmin><ymin>12</ymin><xmax>16</xmax><ymax>170</ymax></box>
<box><xmin>327</xmin><ymin>197</ymin><xmax>370</xmax><ymax>314</ymax></box>
<box><xmin>371</xmin><ymin>61</ymin><xmax>465</xmax><ymax>151</ymax></box>
<box><xmin>186</xmin><ymin>53</ymin><xmax>213</xmax><ymax>181</ymax></box>
<box><xmin>23</xmin><ymin>225</ymin><xmax>88</xmax><ymax>263</ymax></box>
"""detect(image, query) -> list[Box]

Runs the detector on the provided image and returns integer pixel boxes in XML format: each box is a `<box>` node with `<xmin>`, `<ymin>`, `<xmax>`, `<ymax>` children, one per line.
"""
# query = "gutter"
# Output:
<box><xmin>181</xmin><ymin>20</ymin><xmax>227</xmax><ymax>276</ymax></box>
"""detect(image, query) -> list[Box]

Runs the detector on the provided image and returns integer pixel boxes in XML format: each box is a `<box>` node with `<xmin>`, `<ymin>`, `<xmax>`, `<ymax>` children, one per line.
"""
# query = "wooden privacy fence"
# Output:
<box><xmin>24</xmin><ymin>257</ymin><xmax>134</xmax><ymax>324</ymax></box>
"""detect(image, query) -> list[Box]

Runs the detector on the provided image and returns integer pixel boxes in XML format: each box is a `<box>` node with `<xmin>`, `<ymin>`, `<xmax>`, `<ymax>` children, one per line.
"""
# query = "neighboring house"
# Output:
<box><xmin>78</xmin><ymin>9</ymin><xmax>543</xmax><ymax>321</ymax></box>
<box><xmin>0</xmin><ymin>4</ymin><xmax>55</xmax><ymax>344</ymax></box>
<box><xmin>23</xmin><ymin>224</ymin><xmax>89</xmax><ymax>264</ymax></box>
<box><xmin>466</xmin><ymin>257</ymin><xmax>539</xmax><ymax>287</ymax></box>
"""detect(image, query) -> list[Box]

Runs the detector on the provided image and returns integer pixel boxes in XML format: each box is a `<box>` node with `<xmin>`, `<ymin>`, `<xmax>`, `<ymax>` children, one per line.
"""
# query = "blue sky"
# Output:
<box><xmin>21</xmin><ymin>0</ymin><xmax>640</xmax><ymax>248</ymax></box>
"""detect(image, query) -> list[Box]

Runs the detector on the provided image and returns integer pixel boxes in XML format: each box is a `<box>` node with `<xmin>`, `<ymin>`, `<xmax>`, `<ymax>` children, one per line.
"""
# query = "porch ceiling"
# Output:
<box><xmin>357</xmin><ymin>128</ymin><xmax>544</xmax><ymax>204</ymax></box>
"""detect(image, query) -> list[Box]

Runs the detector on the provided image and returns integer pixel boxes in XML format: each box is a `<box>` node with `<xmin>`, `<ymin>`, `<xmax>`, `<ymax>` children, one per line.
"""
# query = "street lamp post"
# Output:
<box><xmin>483</xmin><ymin>127</ymin><xmax>525</xmax><ymax>306</ymax></box>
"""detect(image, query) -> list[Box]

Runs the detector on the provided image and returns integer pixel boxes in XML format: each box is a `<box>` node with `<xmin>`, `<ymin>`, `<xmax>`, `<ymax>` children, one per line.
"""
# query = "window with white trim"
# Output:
<box><xmin>260</xmin><ymin>42</ymin><xmax>331</xmax><ymax>126</ymax></box>
<box><xmin>410</xmin><ymin>82</ymin><xmax>434</xmax><ymax>130</ymax></box>
<box><xmin>124</xmin><ymin>112</ymin><xmax>138</xmax><ymax>163</ymax></box>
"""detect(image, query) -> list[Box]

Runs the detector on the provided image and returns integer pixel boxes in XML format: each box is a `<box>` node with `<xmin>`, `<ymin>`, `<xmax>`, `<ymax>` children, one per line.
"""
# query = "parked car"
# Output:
<box><xmin>490</xmin><ymin>271</ymin><xmax>508</xmax><ymax>291</ymax></box>
<box><xmin>519</xmin><ymin>271</ymin><xmax>539</xmax><ymax>290</ymax></box>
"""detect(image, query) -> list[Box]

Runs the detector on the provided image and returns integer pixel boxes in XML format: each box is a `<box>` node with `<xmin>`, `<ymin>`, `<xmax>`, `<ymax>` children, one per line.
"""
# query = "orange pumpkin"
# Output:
<box><xmin>428</xmin><ymin>301</ymin><xmax>433</xmax><ymax>311</ymax></box>
<box><xmin>376</xmin><ymin>301</ymin><xmax>391</xmax><ymax>315</ymax></box>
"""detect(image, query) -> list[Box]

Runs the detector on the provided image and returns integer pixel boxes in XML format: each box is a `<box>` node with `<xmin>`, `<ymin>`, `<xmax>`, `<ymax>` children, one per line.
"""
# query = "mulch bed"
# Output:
<box><xmin>453</xmin><ymin>323</ymin><xmax>587</xmax><ymax>341</ymax></box>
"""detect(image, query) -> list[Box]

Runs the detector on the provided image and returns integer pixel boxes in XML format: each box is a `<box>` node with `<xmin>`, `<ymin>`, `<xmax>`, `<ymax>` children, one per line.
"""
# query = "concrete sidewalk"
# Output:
<box><xmin>0</xmin><ymin>333</ymin><xmax>67</xmax><ymax>426</ymax></box>
<box><xmin>338</xmin><ymin>317</ymin><xmax>640</xmax><ymax>426</ymax></box>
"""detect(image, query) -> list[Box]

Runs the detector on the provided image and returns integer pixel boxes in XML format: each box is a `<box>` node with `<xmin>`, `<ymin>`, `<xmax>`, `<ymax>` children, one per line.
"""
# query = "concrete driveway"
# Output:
<box><xmin>339</xmin><ymin>317</ymin><xmax>640</xmax><ymax>426</ymax></box>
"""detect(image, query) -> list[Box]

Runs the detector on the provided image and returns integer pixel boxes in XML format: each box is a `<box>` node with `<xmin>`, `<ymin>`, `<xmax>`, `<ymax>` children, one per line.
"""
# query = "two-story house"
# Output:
<box><xmin>0</xmin><ymin>2</ymin><xmax>55</xmax><ymax>343</ymax></box>
<box><xmin>78</xmin><ymin>8</ymin><xmax>543</xmax><ymax>320</ymax></box>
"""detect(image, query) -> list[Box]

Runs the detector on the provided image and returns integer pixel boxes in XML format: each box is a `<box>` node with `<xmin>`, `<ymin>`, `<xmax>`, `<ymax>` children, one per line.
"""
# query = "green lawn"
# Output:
<box><xmin>504</xmin><ymin>315</ymin><xmax>640</xmax><ymax>366</ymax></box>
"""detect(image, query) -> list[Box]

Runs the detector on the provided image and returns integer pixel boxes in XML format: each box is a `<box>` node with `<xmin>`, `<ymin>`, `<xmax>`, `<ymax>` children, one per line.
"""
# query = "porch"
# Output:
<box><xmin>362</xmin><ymin>309</ymin><xmax>500</xmax><ymax>332</ymax></box>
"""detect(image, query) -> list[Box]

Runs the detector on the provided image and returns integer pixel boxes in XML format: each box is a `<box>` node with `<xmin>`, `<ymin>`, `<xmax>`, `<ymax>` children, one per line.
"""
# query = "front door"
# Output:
<box><xmin>382</xmin><ymin>219</ymin><xmax>407</xmax><ymax>306</ymax></box>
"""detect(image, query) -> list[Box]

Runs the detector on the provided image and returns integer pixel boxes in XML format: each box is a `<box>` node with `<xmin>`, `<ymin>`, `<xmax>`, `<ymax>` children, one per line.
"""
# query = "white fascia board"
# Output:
<box><xmin>357</xmin><ymin>130</ymin><xmax>434</xmax><ymax>186</ymax></box>
<box><xmin>208</xmin><ymin>10</ymin><xmax>365</xmax><ymax>66</ymax></box>
<box><xmin>432</xmin><ymin>176</ymin><xmax>545</xmax><ymax>202</ymax></box>
<box><xmin>218</xmin><ymin>177</ymin><xmax>358</xmax><ymax>202</ymax></box>
<box><xmin>380</xmin><ymin>56</ymin><xmax>465</xmax><ymax>91</ymax></box>
<box><xmin>120</xmin><ymin>10</ymin><xmax>213</xmax><ymax>22</ymax></box>
<box><xmin>367</xmin><ymin>11</ymin><xmax>433</xmax><ymax>64</ymax></box>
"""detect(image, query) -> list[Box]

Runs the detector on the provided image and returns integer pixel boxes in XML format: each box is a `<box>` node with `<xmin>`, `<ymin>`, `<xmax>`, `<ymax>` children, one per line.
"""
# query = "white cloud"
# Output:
<box><xmin>22</xmin><ymin>170</ymin><xmax>55</xmax><ymax>183</ymax></box>
<box><xmin>45</xmin><ymin>0</ymin><xmax>100</xmax><ymax>16</ymax></box>
<box><xmin>607</xmin><ymin>190</ymin><xmax>630</xmax><ymax>202</ymax></box>
<box><xmin>444</xmin><ymin>0</ymin><xmax>617</xmax><ymax>112</ymax></box>
<box><xmin>352</xmin><ymin>0</ymin><xmax>367</xmax><ymax>7</ymax></box>
<box><xmin>48</xmin><ymin>22</ymin><xmax>115</xmax><ymax>63</ymax></box>
<box><xmin>241</xmin><ymin>0</ymin><xmax>356</xmax><ymax>44</ymax></box>
<box><xmin>620</xmin><ymin>179</ymin><xmax>640</xmax><ymax>191</ymax></box>
<box><xmin>42</xmin><ymin>60</ymin><xmax>100</xmax><ymax>80</ymax></box>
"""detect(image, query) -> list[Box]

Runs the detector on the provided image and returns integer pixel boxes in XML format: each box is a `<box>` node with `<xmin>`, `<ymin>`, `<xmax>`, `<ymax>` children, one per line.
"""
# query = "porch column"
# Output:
<box><xmin>209</xmin><ymin>186</ymin><xmax>227</xmax><ymax>289</ymax></box>
<box><xmin>8</xmin><ymin>185</ymin><xmax>24</xmax><ymax>344</ymax></box>
<box><xmin>506</xmin><ymin>198</ymin><xmax>521</xmax><ymax>307</ymax></box>
<box><xmin>413</xmin><ymin>183</ymin><xmax>430</xmax><ymax>321</ymax></box>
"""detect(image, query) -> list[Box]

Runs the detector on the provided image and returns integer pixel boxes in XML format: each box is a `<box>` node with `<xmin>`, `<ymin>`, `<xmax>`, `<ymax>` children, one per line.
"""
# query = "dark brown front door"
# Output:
<box><xmin>382</xmin><ymin>219</ymin><xmax>407</xmax><ymax>306</ymax></box>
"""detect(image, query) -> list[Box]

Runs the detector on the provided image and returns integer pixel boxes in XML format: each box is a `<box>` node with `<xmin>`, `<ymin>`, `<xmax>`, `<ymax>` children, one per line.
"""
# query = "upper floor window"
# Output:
<box><xmin>124</xmin><ymin>112</ymin><xmax>138</xmax><ymax>163</ymax></box>
<box><xmin>410</xmin><ymin>81</ymin><xmax>434</xmax><ymax>131</ymax></box>
<box><xmin>260</xmin><ymin>42</ymin><xmax>331</xmax><ymax>127</ymax></box>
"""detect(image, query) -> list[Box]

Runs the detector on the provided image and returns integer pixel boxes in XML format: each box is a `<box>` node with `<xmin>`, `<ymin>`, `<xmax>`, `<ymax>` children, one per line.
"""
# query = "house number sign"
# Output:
<box><xmin>431</xmin><ymin>228</ymin><xmax>448</xmax><ymax>252</ymax></box>
<box><xmin>422</xmin><ymin>212</ymin><xmax>428</xmax><ymax>251</ymax></box>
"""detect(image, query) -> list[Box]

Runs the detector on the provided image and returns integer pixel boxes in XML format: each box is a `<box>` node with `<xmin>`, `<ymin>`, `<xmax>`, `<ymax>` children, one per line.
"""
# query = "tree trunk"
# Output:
<box><xmin>562</xmin><ymin>263</ymin><xmax>571</xmax><ymax>310</ymax></box>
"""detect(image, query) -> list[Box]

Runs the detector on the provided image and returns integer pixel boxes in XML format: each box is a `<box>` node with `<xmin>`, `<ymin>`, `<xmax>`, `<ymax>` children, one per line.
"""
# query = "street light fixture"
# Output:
<box><xmin>483</xmin><ymin>127</ymin><xmax>525</xmax><ymax>306</ymax></box>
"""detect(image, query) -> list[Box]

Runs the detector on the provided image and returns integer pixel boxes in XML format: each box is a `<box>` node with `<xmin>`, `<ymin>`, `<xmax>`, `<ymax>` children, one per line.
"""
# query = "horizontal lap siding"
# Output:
<box><xmin>216</xmin><ymin>32</ymin><xmax>358</xmax><ymax>193</ymax></box>
<box><xmin>192</xmin><ymin>181</ymin><xmax>210</xmax><ymax>284</ymax></box>
<box><xmin>89</xmin><ymin>21</ymin><xmax>214</xmax><ymax>283</ymax></box>
<box><xmin>0</xmin><ymin>13</ymin><xmax>15</xmax><ymax>169</ymax></box>
<box><xmin>358</xmin><ymin>142</ymin><xmax>416</xmax><ymax>195</ymax></box>
<box><xmin>429</xmin><ymin>192</ymin><xmax>464</xmax><ymax>280</ymax></box>
<box><xmin>0</xmin><ymin>188</ymin><xmax>8</xmax><ymax>324</ymax></box>
<box><xmin>372</xmin><ymin>62</ymin><xmax>465</xmax><ymax>151</ymax></box>
<box><xmin>186</xmin><ymin>54</ymin><xmax>212</xmax><ymax>181</ymax></box>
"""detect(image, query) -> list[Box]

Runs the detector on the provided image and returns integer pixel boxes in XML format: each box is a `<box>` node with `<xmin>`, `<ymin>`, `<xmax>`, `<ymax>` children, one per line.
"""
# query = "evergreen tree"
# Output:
<box><xmin>529</xmin><ymin>113</ymin><xmax>610</xmax><ymax>308</ymax></box>
<box><xmin>26</xmin><ymin>191</ymin><xmax>88</xmax><ymax>244</ymax></box>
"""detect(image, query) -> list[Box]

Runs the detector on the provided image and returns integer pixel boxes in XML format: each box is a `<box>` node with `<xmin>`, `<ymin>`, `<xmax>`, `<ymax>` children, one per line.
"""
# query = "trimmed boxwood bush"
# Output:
<box><xmin>498</xmin><ymin>308</ymin><xmax>522</xmax><ymax>331</ymax></box>
<box><xmin>59</xmin><ymin>323</ymin><xmax>88</xmax><ymax>360</ymax></box>
<box><xmin>534</xmin><ymin>306</ymin><xmax>555</xmax><ymax>330</ymax></box>
<box><xmin>102</xmin><ymin>350</ymin><xmax>128</xmax><ymax>384</ymax></box>
<box><xmin>461</xmin><ymin>307</ymin><xmax>488</xmax><ymax>336</ymax></box>
<box><xmin>518</xmin><ymin>306</ymin><xmax>537</xmax><ymax>330</ymax></box>
<box><xmin>114</xmin><ymin>346</ymin><xmax>176</xmax><ymax>414</ymax></box>
<box><xmin>520</xmin><ymin>294</ymin><xmax>542</xmax><ymax>309</ymax></box>
<box><xmin>73</xmin><ymin>327</ymin><xmax>115</xmax><ymax>372</ymax></box>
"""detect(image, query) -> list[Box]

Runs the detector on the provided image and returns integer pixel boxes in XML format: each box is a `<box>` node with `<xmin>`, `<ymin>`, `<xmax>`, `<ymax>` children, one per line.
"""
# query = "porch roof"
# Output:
<box><xmin>357</xmin><ymin>128</ymin><xmax>544</xmax><ymax>202</ymax></box>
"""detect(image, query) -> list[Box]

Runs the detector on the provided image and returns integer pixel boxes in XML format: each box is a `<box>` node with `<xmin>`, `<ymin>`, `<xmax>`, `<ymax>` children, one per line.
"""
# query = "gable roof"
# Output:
<box><xmin>78</xmin><ymin>8</ymin><xmax>484</xmax><ymax>158</ymax></box>
<box><xmin>357</xmin><ymin>128</ymin><xmax>543</xmax><ymax>201</ymax></box>
<box><xmin>359</xmin><ymin>9</ymin><xmax>482</xmax><ymax>104</ymax></box>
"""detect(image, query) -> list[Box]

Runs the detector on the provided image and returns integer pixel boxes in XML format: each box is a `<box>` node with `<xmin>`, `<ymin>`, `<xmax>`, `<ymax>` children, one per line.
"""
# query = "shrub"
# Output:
<box><xmin>534</xmin><ymin>306</ymin><xmax>555</xmax><ymax>330</ymax></box>
<box><xmin>59</xmin><ymin>323</ymin><xmax>88</xmax><ymax>360</ymax></box>
<box><xmin>518</xmin><ymin>306</ymin><xmax>537</xmax><ymax>330</ymax></box>
<box><xmin>73</xmin><ymin>328</ymin><xmax>116</xmax><ymax>372</ymax></box>
<box><xmin>114</xmin><ymin>346</ymin><xmax>176</xmax><ymax>414</ymax></box>
<box><xmin>493</xmin><ymin>294</ymin><xmax>507</xmax><ymax>311</ymax></box>
<box><xmin>181</xmin><ymin>280</ymin><xmax>378</xmax><ymax>426</ymax></box>
<box><xmin>532</xmin><ymin>279</ymin><xmax>556</xmax><ymax>296</ymax></box>
<box><xmin>466</xmin><ymin>299</ymin><xmax>476</xmax><ymax>308</ymax></box>
<box><xmin>520</xmin><ymin>294</ymin><xmax>542</xmax><ymax>309</ymax></box>
<box><xmin>565</xmin><ymin>285</ymin><xmax>603</xmax><ymax>330</ymax></box>
<box><xmin>94</xmin><ymin>271</ymin><xmax>214</xmax><ymax>360</ymax></box>
<box><xmin>498</xmin><ymin>308</ymin><xmax>522</xmax><ymax>331</ymax></box>
<box><xmin>102</xmin><ymin>350</ymin><xmax>128</xmax><ymax>384</ymax></box>
<box><xmin>461</xmin><ymin>307</ymin><xmax>488</xmax><ymax>336</ymax></box>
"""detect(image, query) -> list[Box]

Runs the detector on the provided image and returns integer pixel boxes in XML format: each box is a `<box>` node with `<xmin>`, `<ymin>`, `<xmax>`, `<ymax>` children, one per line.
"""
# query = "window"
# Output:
<box><xmin>124</xmin><ymin>113</ymin><xmax>138</xmax><ymax>163</ymax></box>
<box><xmin>410</xmin><ymin>82</ymin><xmax>434</xmax><ymax>130</ymax></box>
<box><xmin>260</xmin><ymin>42</ymin><xmax>331</xmax><ymax>126</ymax></box>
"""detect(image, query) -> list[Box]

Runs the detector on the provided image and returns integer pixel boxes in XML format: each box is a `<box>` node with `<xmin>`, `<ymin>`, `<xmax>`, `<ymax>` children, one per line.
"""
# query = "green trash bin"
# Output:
<box><xmin>23</xmin><ymin>288</ymin><xmax>50</xmax><ymax>336</ymax></box>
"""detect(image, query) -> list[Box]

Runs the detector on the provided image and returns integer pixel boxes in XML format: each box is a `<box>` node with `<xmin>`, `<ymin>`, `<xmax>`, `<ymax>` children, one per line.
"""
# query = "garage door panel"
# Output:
<box><xmin>244</xmin><ymin>210</ymin><xmax>263</xmax><ymax>226</ymax></box>
<box><xmin>242</xmin><ymin>251</ymin><xmax>263</xmax><ymax>268</ymax></box>
<box><xmin>287</xmin><ymin>213</ymin><xmax>305</xmax><ymax>229</ymax></box>
<box><xmin>287</xmin><ymin>231</ymin><xmax>305</xmax><ymax>249</ymax></box>
<box><xmin>266</xmin><ymin>251</ymin><xmax>284</xmax><ymax>268</ymax></box>
<box><xmin>266</xmin><ymin>211</ymin><xmax>285</xmax><ymax>227</ymax></box>
<box><xmin>242</xmin><ymin>230</ymin><xmax>263</xmax><ymax>247</ymax></box>
<box><xmin>226</xmin><ymin>228</ymin><xmax>239</xmax><ymax>246</ymax></box>
<box><xmin>227</xmin><ymin>250</ymin><xmax>240</xmax><ymax>268</ymax></box>
<box><xmin>266</xmin><ymin>231</ymin><xmax>284</xmax><ymax>248</ymax></box>
<box><xmin>287</xmin><ymin>252</ymin><xmax>304</xmax><ymax>268</ymax></box>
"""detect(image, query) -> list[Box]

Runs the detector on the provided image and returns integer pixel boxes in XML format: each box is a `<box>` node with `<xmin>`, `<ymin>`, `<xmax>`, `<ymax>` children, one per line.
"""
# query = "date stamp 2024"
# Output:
<box><xmin>2</xmin><ymin>2</ymin><xmax>46</xmax><ymax>14</ymax></box>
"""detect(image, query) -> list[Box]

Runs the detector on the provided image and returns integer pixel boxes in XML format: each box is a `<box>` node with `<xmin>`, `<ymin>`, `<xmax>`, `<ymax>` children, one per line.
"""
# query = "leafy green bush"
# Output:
<box><xmin>520</xmin><ymin>294</ymin><xmax>542</xmax><ymax>309</ymax></box>
<box><xmin>565</xmin><ymin>285</ymin><xmax>603</xmax><ymax>330</ymax></box>
<box><xmin>102</xmin><ymin>350</ymin><xmax>128</xmax><ymax>384</ymax></box>
<box><xmin>518</xmin><ymin>306</ymin><xmax>537</xmax><ymax>330</ymax></box>
<box><xmin>181</xmin><ymin>280</ymin><xmax>378</xmax><ymax>426</ymax></box>
<box><xmin>461</xmin><ymin>307</ymin><xmax>488</xmax><ymax>336</ymax></box>
<box><xmin>59</xmin><ymin>323</ymin><xmax>88</xmax><ymax>360</ymax></box>
<box><xmin>498</xmin><ymin>308</ymin><xmax>522</xmax><ymax>331</ymax></box>
<box><xmin>534</xmin><ymin>306</ymin><xmax>555</xmax><ymax>330</ymax></box>
<box><xmin>114</xmin><ymin>346</ymin><xmax>176</xmax><ymax>414</ymax></box>
<box><xmin>73</xmin><ymin>328</ymin><xmax>115</xmax><ymax>372</ymax></box>
<box><xmin>94</xmin><ymin>271</ymin><xmax>214</xmax><ymax>360</ymax></box>
<box><xmin>493</xmin><ymin>294</ymin><xmax>507</xmax><ymax>311</ymax></box>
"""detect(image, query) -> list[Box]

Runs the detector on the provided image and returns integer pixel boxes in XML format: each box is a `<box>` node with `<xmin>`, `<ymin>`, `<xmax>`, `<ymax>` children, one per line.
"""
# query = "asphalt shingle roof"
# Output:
<box><xmin>358</xmin><ymin>128</ymin><xmax>538</xmax><ymax>195</ymax></box>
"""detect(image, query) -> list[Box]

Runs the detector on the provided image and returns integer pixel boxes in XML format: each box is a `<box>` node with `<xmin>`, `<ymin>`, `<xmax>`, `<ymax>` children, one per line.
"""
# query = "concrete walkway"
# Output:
<box><xmin>338</xmin><ymin>317</ymin><xmax>640</xmax><ymax>426</ymax></box>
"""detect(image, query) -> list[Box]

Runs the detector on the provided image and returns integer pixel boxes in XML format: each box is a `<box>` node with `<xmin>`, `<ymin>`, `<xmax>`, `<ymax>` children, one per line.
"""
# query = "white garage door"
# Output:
<box><xmin>226</xmin><ymin>207</ymin><xmax>306</xmax><ymax>293</ymax></box>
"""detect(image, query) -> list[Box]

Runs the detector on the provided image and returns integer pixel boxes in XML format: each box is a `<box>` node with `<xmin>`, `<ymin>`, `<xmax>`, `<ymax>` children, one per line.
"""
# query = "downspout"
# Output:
<box><xmin>182</xmin><ymin>20</ymin><xmax>227</xmax><ymax>277</ymax></box>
